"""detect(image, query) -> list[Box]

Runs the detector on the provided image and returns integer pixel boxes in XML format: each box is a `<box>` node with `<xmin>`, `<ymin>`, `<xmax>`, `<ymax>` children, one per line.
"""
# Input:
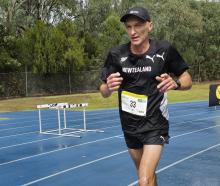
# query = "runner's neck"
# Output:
<box><xmin>130</xmin><ymin>39</ymin><xmax>150</xmax><ymax>55</ymax></box>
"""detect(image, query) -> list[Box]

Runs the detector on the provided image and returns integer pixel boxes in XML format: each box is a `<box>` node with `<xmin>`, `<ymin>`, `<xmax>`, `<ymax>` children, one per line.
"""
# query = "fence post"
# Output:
<box><xmin>25</xmin><ymin>65</ymin><xmax>28</xmax><ymax>97</ymax></box>
<box><xmin>68</xmin><ymin>68</ymin><xmax>72</xmax><ymax>94</ymax></box>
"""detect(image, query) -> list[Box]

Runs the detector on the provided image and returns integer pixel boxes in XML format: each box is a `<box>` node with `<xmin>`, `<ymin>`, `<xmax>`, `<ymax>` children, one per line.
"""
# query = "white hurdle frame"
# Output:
<box><xmin>37</xmin><ymin>103</ymin><xmax>80</xmax><ymax>137</ymax></box>
<box><xmin>37</xmin><ymin>102</ymin><xmax>104</xmax><ymax>138</ymax></box>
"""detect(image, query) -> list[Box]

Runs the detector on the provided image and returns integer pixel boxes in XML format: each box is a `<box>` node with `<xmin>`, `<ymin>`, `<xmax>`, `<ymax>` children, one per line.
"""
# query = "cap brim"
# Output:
<box><xmin>120</xmin><ymin>14</ymin><xmax>147</xmax><ymax>22</ymax></box>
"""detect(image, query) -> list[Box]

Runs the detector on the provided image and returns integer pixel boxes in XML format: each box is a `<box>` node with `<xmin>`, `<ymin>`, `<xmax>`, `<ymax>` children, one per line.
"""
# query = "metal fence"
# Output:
<box><xmin>0</xmin><ymin>70</ymin><xmax>101</xmax><ymax>98</ymax></box>
<box><xmin>0</xmin><ymin>66</ymin><xmax>217</xmax><ymax>98</ymax></box>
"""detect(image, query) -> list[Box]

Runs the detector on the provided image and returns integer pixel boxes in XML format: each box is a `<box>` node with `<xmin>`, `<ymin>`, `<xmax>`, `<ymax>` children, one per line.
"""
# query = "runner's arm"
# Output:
<box><xmin>100</xmin><ymin>72</ymin><xmax>123</xmax><ymax>98</ymax></box>
<box><xmin>156</xmin><ymin>71</ymin><xmax>192</xmax><ymax>92</ymax></box>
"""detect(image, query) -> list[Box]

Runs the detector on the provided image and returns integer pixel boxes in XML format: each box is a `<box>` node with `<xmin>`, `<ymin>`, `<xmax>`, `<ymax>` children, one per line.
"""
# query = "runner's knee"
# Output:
<box><xmin>138</xmin><ymin>174</ymin><xmax>156</xmax><ymax>186</ymax></box>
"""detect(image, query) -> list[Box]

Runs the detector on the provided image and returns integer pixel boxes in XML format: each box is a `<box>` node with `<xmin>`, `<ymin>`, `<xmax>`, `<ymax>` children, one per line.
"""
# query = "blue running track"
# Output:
<box><xmin>0</xmin><ymin>101</ymin><xmax>220</xmax><ymax>186</ymax></box>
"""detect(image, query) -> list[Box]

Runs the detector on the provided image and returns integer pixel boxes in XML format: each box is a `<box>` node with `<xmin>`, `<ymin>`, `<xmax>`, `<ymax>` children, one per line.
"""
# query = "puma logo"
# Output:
<box><xmin>120</xmin><ymin>57</ymin><xmax>128</xmax><ymax>63</ymax></box>
<box><xmin>146</xmin><ymin>52</ymin><xmax>165</xmax><ymax>63</ymax></box>
<box><xmin>160</xmin><ymin>136</ymin><xmax>165</xmax><ymax>142</ymax></box>
<box><xmin>146</xmin><ymin>55</ymin><xmax>155</xmax><ymax>63</ymax></box>
<box><xmin>156</xmin><ymin>52</ymin><xmax>165</xmax><ymax>61</ymax></box>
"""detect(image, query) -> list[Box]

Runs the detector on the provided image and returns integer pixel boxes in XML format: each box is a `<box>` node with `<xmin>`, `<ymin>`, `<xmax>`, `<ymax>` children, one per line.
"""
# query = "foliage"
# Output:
<box><xmin>99</xmin><ymin>13</ymin><xmax>125</xmax><ymax>54</ymax></box>
<box><xmin>0</xmin><ymin>0</ymin><xmax>219</xmax><ymax>82</ymax></box>
<box><xmin>17</xmin><ymin>20</ymin><xmax>86</xmax><ymax>73</ymax></box>
<box><xmin>0</xmin><ymin>24</ymin><xmax>21</xmax><ymax>72</ymax></box>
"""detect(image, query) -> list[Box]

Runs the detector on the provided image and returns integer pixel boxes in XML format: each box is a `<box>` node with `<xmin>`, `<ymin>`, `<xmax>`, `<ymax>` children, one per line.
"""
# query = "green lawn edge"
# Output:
<box><xmin>0</xmin><ymin>82</ymin><xmax>218</xmax><ymax>112</ymax></box>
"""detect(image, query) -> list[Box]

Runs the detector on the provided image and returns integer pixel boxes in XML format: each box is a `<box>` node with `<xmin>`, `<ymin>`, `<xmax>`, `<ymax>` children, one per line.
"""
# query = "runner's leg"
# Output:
<box><xmin>138</xmin><ymin>145</ymin><xmax>163</xmax><ymax>186</ymax></box>
<box><xmin>128</xmin><ymin>148</ymin><xmax>143</xmax><ymax>170</ymax></box>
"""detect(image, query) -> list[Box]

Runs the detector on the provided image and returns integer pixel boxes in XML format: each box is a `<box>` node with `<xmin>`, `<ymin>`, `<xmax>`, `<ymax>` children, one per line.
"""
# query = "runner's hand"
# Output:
<box><xmin>156</xmin><ymin>73</ymin><xmax>178</xmax><ymax>92</ymax></box>
<box><xmin>107</xmin><ymin>72</ymin><xmax>123</xmax><ymax>92</ymax></box>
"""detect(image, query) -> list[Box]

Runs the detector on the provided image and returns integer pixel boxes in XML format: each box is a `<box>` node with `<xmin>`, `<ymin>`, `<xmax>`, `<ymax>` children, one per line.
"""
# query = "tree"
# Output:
<box><xmin>57</xmin><ymin>19</ymin><xmax>87</xmax><ymax>71</ymax></box>
<box><xmin>17</xmin><ymin>21</ymin><xmax>66</xmax><ymax>73</ymax></box>
<box><xmin>197</xmin><ymin>1</ymin><xmax>220</xmax><ymax>80</ymax></box>
<box><xmin>0</xmin><ymin>24</ymin><xmax>21</xmax><ymax>72</ymax></box>
<box><xmin>99</xmin><ymin>13</ymin><xmax>125</xmax><ymax>54</ymax></box>
<box><xmin>17</xmin><ymin>19</ymin><xmax>87</xmax><ymax>73</ymax></box>
<box><xmin>64</xmin><ymin>36</ymin><xmax>85</xmax><ymax>71</ymax></box>
<box><xmin>0</xmin><ymin>0</ymin><xmax>28</xmax><ymax>35</ymax></box>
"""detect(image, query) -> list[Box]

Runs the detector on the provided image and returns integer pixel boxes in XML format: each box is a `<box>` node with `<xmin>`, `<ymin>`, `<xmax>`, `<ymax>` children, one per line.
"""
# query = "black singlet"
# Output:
<box><xmin>101</xmin><ymin>39</ymin><xmax>189</xmax><ymax>135</ymax></box>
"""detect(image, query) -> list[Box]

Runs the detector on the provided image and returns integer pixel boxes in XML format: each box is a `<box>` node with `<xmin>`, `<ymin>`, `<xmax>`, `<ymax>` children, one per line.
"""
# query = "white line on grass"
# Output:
<box><xmin>128</xmin><ymin>143</ymin><xmax>220</xmax><ymax>186</ymax></box>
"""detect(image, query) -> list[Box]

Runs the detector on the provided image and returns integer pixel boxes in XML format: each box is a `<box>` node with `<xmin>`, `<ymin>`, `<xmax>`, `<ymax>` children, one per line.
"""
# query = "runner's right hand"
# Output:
<box><xmin>107</xmin><ymin>72</ymin><xmax>123</xmax><ymax>92</ymax></box>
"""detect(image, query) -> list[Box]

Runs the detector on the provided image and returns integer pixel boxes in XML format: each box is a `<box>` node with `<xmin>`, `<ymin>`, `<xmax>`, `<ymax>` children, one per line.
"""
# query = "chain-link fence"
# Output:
<box><xmin>0</xmin><ymin>70</ymin><xmax>101</xmax><ymax>98</ymax></box>
<box><xmin>0</xmin><ymin>65</ymin><xmax>218</xmax><ymax>98</ymax></box>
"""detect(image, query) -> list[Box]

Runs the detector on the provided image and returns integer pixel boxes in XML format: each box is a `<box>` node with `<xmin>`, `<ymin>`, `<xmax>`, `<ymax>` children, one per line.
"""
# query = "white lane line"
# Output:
<box><xmin>1</xmin><ymin>119</ymin><xmax>220</xmax><ymax>166</ymax></box>
<box><xmin>0</xmin><ymin>124</ymin><xmax>119</xmax><ymax>150</ymax></box>
<box><xmin>0</xmin><ymin>115</ymin><xmax>120</xmax><ymax>132</ymax></box>
<box><xmin>0</xmin><ymin>136</ymin><xmax>62</xmax><ymax>150</ymax></box>
<box><xmin>0</xmin><ymin>122</ymin><xmax>219</xmax><ymax>150</ymax></box>
<box><xmin>0</xmin><ymin>131</ymin><xmax>37</xmax><ymax>139</ymax></box>
<box><xmin>0</xmin><ymin>109</ymin><xmax>217</xmax><ymax>133</ymax></box>
<box><xmin>171</xmin><ymin>110</ymin><xmax>215</xmax><ymax>118</ymax></box>
<box><xmin>128</xmin><ymin>143</ymin><xmax>220</xmax><ymax>186</ymax></box>
<box><xmin>12</xmin><ymin>102</ymin><xmax>204</xmax><ymax>119</ymax></box>
<box><xmin>0</xmin><ymin>103</ymin><xmax>209</xmax><ymax>126</ymax></box>
<box><xmin>116</xmin><ymin>136</ymin><xmax>124</xmax><ymax>139</ymax></box>
<box><xmin>0</xmin><ymin>110</ymin><xmax>119</xmax><ymax>125</ymax></box>
<box><xmin>22</xmin><ymin>136</ymin><xmax>220</xmax><ymax>186</ymax></box>
<box><xmin>21</xmin><ymin>150</ymin><xmax>128</xmax><ymax>186</ymax></box>
<box><xmin>0</xmin><ymin>103</ymin><xmax>202</xmax><ymax>124</ymax></box>
<box><xmin>0</xmin><ymin>113</ymin><xmax>116</xmax><ymax>126</ymax></box>
<box><xmin>0</xmin><ymin>125</ymin><xmax>35</xmax><ymax>132</ymax></box>
<box><xmin>0</xmin><ymin>134</ymin><xmax>123</xmax><ymax>166</ymax></box>
<box><xmin>156</xmin><ymin>144</ymin><xmax>220</xmax><ymax>173</ymax></box>
<box><xmin>171</xmin><ymin>124</ymin><xmax>220</xmax><ymax>139</ymax></box>
<box><xmin>173</xmin><ymin>115</ymin><xmax>220</xmax><ymax>126</ymax></box>
<box><xmin>0</xmin><ymin>113</ymin><xmax>219</xmax><ymax>150</ymax></box>
<box><xmin>1</xmin><ymin>109</ymin><xmax>215</xmax><ymax>136</ymax></box>
<box><xmin>0</xmin><ymin>118</ymin><xmax>120</xmax><ymax>139</ymax></box>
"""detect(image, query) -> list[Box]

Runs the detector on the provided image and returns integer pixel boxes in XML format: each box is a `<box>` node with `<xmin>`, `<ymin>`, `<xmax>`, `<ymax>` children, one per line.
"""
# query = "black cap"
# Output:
<box><xmin>120</xmin><ymin>7</ymin><xmax>151</xmax><ymax>22</ymax></box>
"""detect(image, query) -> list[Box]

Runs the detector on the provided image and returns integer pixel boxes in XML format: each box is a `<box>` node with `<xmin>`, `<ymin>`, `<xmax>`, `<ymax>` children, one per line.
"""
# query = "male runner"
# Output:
<box><xmin>100</xmin><ymin>6</ymin><xmax>192</xmax><ymax>186</ymax></box>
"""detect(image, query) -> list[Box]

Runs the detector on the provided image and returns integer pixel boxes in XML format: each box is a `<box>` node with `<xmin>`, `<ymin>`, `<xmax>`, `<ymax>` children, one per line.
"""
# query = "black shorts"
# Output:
<box><xmin>123</xmin><ymin>130</ymin><xmax>169</xmax><ymax>149</ymax></box>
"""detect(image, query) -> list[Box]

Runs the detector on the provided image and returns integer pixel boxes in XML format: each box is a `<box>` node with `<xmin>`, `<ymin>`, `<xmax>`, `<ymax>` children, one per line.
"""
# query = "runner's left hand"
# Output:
<box><xmin>156</xmin><ymin>73</ymin><xmax>178</xmax><ymax>92</ymax></box>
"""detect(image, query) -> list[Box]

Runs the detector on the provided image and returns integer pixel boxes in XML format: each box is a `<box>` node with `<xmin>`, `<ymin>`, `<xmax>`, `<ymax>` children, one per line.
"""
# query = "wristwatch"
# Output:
<box><xmin>174</xmin><ymin>79</ymin><xmax>181</xmax><ymax>90</ymax></box>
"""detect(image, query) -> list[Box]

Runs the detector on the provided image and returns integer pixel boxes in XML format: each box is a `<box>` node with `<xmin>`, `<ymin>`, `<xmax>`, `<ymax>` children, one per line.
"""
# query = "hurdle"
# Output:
<box><xmin>37</xmin><ymin>102</ymin><xmax>104</xmax><ymax>137</ymax></box>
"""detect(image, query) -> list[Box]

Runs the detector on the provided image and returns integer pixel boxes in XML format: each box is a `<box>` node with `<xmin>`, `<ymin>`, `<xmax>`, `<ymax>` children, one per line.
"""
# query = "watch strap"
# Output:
<box><xmin>174</xmin><ymin>79</ymin><xmax>181</xmax><ymax>90</ymax></box>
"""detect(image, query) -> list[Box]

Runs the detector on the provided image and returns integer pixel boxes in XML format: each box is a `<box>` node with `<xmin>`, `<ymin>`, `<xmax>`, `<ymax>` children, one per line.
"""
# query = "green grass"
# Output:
<box><xmin>0</xmin><ymin>82</ymin><xmax>218</xmax><ymax>112</ymax></box>
<box><xmin>0</xmin><ymin>117</ymin><xmax>10</xmax><ymax>120</ymax></box>
<box><xmin>167</xmin><ymin>82</ymin><xmax>210</xmax><ymax>103</ymax></box>
<box><xmin>0</xmin><ymin>92</ymin><xmax>118</xmax><ymax>112</ymax></box>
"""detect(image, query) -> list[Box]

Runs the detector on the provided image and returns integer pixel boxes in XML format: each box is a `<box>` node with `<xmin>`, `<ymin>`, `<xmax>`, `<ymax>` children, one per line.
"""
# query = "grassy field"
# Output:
<box><xmin>0</xmin><ymin>117</ymin><xmax>10</xmax><ymax>120</ymax></box>
<box><xmin>0</xmin><ymin>82</ymin><xmax>218</xmax><ymax>112</ymax></box>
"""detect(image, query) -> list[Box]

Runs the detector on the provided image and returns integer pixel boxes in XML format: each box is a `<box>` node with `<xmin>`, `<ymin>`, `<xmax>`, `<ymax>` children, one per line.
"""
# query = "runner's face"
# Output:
<box><xmin>124</xmin><ymin>17</ymin><xmax>152</xmax><ymax>47</ymax></box>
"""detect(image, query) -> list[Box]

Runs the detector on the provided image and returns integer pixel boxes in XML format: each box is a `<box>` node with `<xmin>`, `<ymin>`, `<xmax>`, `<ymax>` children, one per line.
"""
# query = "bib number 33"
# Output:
<box><xmin>121</xmin><ymin>91</ymin><xmax>148</xmax><ymax>116</ymax></box>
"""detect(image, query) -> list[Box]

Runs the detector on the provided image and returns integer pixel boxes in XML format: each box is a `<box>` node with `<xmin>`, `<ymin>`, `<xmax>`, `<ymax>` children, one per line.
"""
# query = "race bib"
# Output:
<box><xmin>121</xmin><ymin>91</ymin><xmax>148</xmax><ymax>116</ymax></box>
